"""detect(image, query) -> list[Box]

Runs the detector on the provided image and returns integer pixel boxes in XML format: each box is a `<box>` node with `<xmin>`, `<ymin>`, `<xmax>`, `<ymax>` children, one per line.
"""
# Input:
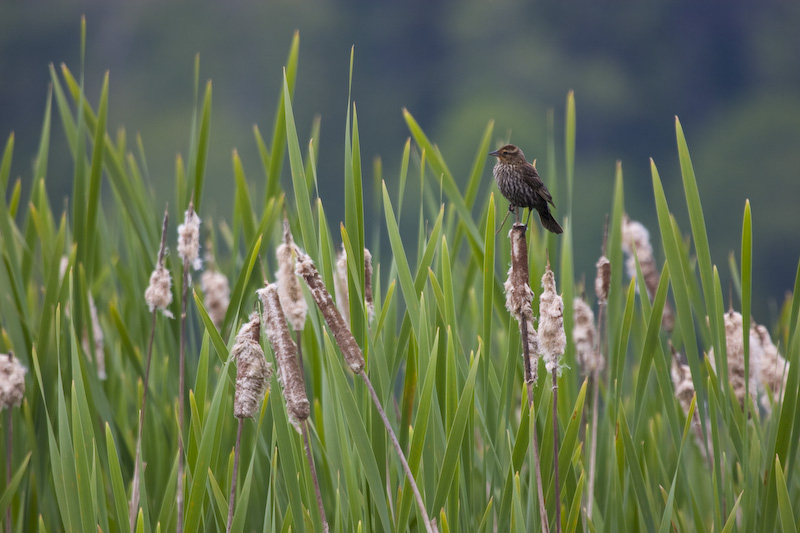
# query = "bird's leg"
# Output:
<box><xmin>495</xmin><ymin>205</ymin><xmax>515</xmax><ymax>235</ymax></box>
<box><xmin>524</xmin><ymin>208</ymin><xmax>533</xmax><ymax>229</ymax></box>
<box><xmin>513</xmin><ymin>205</ymin><xmax>521</xmax><ymax>224</ymax></box>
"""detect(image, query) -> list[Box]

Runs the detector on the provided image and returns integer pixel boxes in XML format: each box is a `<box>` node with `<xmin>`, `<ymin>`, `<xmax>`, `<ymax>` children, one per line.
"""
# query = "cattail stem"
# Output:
<box><xmin>521</xmin><ymin>314</ymin><xmax>549</xmax><ymax>533</ymax></box>
<box><xmin>226</xmin><ymin>418</ymin><xmax>244</xmax><ymax>533</ymax></box>
<box><xmin>552</xmin><ymin>379</ymin><xmax>561</xmax><ymax>533</ymax></box>
<box><xmin>130</xmin><ymin>309</ymin><xmax>158</xmax><ymax>532</ymax></box>
<box><xmin>5</xmin><ymin>409</ymin><xmax>11</xmax><ymax>533</ymax></box>
<box><xmin>359</xmin><ymin>372</ymin><xmax>434</xmax><ymax>533</ymax></box>
<box><xmin>177</xmin><ymin>256</ymin><xmax>189</xmax><ymax>533</ymax></box>
<box><xmin>587</xmin><ymin>370</ymin><xmax>600</xmax><ymax>521</ymax></box>
<box><xmin>302</xmin><ymin>421</ymin><xmax>328</xmax><ymax>532</ymax></box>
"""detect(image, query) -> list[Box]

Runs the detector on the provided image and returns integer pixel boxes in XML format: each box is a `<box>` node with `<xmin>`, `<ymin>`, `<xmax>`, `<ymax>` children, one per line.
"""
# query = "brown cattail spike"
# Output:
<box><xmin>0</xmin><ymin>353</ymin><xmax>26</xmax><ymax>409</ymax></box>
<box><xmin>259</xmin><ymin>285</ymin><xmax>310</xmax><ymax>424</ymax></box>
<box><xmin>504</xmin><ymin>223</ymin><xmax>539</xmax><ymax>384</ymax></box>
<box><xmin>295</xmin><ymin>251</ymin><xmax>366</xmax><ymax>374</ymax></box>
<box><xmin>275</xmin><ymin>217</ymin><xmax>308</xmax><ymax>331</ymax></box>
<box><xmin>539</xmin><ymin>258</ymin><xmax>566</xmax><ymax>376</ymax></box>
<box><xmin>232</xmin><ymin>313</ymin><xmax>272</xmax><ymax>419</ymax></box>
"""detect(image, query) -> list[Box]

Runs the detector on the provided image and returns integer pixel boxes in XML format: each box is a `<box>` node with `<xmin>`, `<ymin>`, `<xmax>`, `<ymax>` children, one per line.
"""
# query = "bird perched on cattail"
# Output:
<box><xmin>489</xmin><ymin>144</ymin><xmax>563</xmax><ymax>234</ymax></box>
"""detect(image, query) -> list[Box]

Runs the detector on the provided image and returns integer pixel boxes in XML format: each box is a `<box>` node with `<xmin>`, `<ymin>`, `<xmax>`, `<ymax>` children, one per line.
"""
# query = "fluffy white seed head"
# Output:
<box><xmin>202</xmin><ymin>269</ymin><xmax>230</xmax><ymax>329</ymax></box>
<box><xmin>178</xmin><ymin>205</ymin><xmax>202</xmax><ymax>271</ymax></box>
<box><xmin>145</xmin><ymin>263</ymin><xmax>174</xmax><ymax>318</ymax></box>
<box><xmin>0</xmin><ymin>352</ymin><xmax>26</xmax><ymax>409</ymax></box>
<box><xmin>539</xmin><ymin>262</ymin><xmax>566</xmax><ymax>376</ymax></box>
<box><xmin>573</xmin><ymin>298</ymin><xmax>603</xmax><ymax>374</ymax></box>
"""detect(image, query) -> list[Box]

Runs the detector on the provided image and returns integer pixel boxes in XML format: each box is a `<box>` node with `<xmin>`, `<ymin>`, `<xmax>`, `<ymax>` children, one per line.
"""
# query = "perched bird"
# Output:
<box><xmin>490</xmin><ymin>144</ymin><xmax>563</xmax><ymax>234</ymax></box>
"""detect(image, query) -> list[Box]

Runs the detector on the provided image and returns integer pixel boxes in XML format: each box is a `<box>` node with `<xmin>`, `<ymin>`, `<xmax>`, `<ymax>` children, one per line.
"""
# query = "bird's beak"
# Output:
<box><xmin>488</xmin><ymin>150</ymin><xmax>500</xmax><ymax>157</ymax></box>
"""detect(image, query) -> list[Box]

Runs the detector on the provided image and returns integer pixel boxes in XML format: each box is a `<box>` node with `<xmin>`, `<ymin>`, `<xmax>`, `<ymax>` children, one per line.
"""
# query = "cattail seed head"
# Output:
<box><xmin>275</xmin><ymin>217</ymin><xmax>307</xmax><ymax>331</ymax></box>
<box><xmin>145</xmin><ymin>209</ymin><xmax>174</xmax><ymax>318</ymax></box>
<box><xmin>201</xmin><ymin>269</ymin><xmax>230</xmax><ymax>329</ymax></box>
<box><xmin>295</xmin><ymin>251</ymin><xmax>365</xmax><ymax>374</ymax></box>
<box><xmin>364</xmin><ymin>248</ymin><xmax>374</xmax><ymax>322</ymax></box>
<box><xmin>0</xmin><ymin>352</ymin><xmax>26</xmax><ymax>409</ymax></box>
<box><xmin>573</xmin><ymin>298</ymin><xmax>603</xmax><ymax>374</ymax></box>
<box><xmin>232</xmin><ymin>313</ymin><xmax>272</xmax><ymax>419</ymax></box>
<box><xmin>707</xmin><ymin>309</ymin><xmax>760</xmax><ymax>409</ymax></box>
<box><xmin>258</xmin><ymin>285</ymin><xmax>310</xmax><ymax>424</ymax></box>
<box><xmin>539</xmin><ymin>259</ymin><xmax>566</xmax><ymax>376</ymax></box>
<box><xmin>334</xmin><ymin>246</ymin><xmax>350</xmax><ymax>324</ymax></box>
<box><xmin>503</xmin><ymin>224</ymin><xmax>539</xmax><ymax>383</ymax></box>
<box><xmin>621</xmin><ymin>215</ymin><xmax>674</xmax><ymax>331</ymax></box>
<box><xmin>178</xmin><ymin>202</ymin><xmax>202</xmax><ymax>271</ymax></box>
<box><xmin>753</xmin><ymin>323</ymin><xmax>789</xmax><ymax>409</ymax></box>
<box><xmin>145</xmin><ymin>263</ymin><xmax>174</xmax><ymax>318</ymax></box>
<box><xmin>595</xmin><ymin>255</ymin><xmax>610</xmax><ymax>303</ymax></box>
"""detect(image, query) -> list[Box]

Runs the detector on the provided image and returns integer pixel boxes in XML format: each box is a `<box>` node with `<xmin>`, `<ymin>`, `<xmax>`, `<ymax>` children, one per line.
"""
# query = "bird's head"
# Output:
<box><xmin>489</xmin><ymin>144</ymin><xmax>526</xmax><ymax>165</ymax></box>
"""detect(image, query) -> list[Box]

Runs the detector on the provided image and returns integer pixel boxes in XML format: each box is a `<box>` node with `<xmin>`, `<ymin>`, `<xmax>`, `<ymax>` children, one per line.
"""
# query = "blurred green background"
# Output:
<box><xmin>2</xmin><ymin>1</ymin><xmax>799</xmax><ymax>324</ymax></box>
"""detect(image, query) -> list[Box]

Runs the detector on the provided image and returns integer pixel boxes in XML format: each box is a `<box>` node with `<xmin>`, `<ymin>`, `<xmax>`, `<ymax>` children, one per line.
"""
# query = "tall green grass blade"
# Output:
<box><xmin>266</xmin><ymin>31</ymin><xmax>299</xmax><ymax>202</ymax></box>
<box><xmin>1</xmin><ymin>131</ymin><xmax>14</xmax><ymax>191</ymax></box>
<box><xmin>191</xmin><ymin>80</ymin><xmax>212</xmax><ymax>211</ymax></box>
<box><xmin>431</xmin><ymin>350</ymin><xmax>481</xmax><ymax>517</ymax></box>
<box><xmin>564</xmin><ymin>90</ymin><xmax>575</xmax><ymax>220</ymax></box>
<box><xmin>0</xmin><ymin>451</ymin><xmax>31</xmax><ymax>522</ymax></box>
<box><xmin>774</xmin><ymin>456</ymin><xmax>797</xmax><ymax>533</ymax></box>
<box><xmin>618</xmin><ymin>409</ymin><xmax>656</xmax><ymax>533</ymax></box>
<box><xmin>283</xmin><ymin>70</ymin><xmax>317</xmax><ymax>260</ymax></box>
<box><xmin>323</xmin><ymin>332</ymin><xmax>392</xmax><ymax>533</ymax></box>
<box><xmin>382</xmin><ymin>181</ymin><xmax>420</xmax><ymax>331</ymax></box>
<box><xmin>105</xmin><ymin>422</ymin><xmax>130</xmax><ymax>530</ymax></box>
<box><xmin>83</xmin><ymin>71</ymin><xmax>109</xmax><ymax>280</ymax></box>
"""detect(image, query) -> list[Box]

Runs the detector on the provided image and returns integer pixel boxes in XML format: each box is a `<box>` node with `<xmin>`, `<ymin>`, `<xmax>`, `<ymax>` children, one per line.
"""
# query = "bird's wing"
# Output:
<box><xmin>522</xmin><ymin>164</ymin><xmax>556</xmax><ymax>207</ymax></box>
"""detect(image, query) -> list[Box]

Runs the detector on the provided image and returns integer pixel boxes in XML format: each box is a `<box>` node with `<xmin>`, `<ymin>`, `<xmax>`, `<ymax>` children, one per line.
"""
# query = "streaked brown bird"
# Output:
<box><xmin>489</xmin><ymin>144</ymin><xmax>563</xmax><ymax>234</ymax></box>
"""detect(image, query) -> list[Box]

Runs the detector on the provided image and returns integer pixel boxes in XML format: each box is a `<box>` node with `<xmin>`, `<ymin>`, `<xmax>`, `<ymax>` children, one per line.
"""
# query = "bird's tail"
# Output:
<box><xmin>538</xmin><ymin>208</ymin><xmax>563</xmax><ymax>234</ymax></box>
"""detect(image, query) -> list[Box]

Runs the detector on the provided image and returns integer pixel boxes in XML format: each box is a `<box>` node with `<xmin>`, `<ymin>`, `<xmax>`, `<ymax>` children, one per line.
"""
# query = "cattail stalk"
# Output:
<box><xmin>587</xmin><ymin>223</ymin><xmax>610</xmax><ymax>521</ymax></box>
<box><xmin>131</xmin><ymin>207</ymin><xmax>169</xmax><ymax>531</ymax></box>
<box><xmin>1</xmin><ymin>351</ymin><xmax>26</xmax><ymax>533</ymax></box>
<box><xmin>504</xmin><ymin>223</ymin><xmax>548</xmax><ymax>531</ymax></box>
<box><xmin>540</xmin><ymin>257</ymin><xmax>566</xmax><ymax>533</ymax></box>
<box><xmin>177</xmin><ymin>199</ymin><xmax>201</xmax><ymax>533</ymax></box>
<box><xmin>295</xmin><ymin>251</ymin><xmax>434</xmax><ymax>533</ymax></box>
<box><xmin>258</xmin><ymin>284</ymin><xmax>327</xmax><ymax>531</ymax></box>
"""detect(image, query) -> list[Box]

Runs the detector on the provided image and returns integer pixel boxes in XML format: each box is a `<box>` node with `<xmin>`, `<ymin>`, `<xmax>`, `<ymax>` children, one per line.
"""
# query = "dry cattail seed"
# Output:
<box><xmin>275</xmin><ymin>217</ymin><xmax>308</xmax><ymax>331</ymax></box>
<box><xmin>232</xmin><ymin>313</ymin><xmax>272</xmax><ymax>419</ymax></box>
<box><xmin>364</xmin><ymin>248</ymin><xmax>374</xmax><ymax>322</ymax></box>
<box><xmin>595</xmin><ymin>255</ymin><xmax>610</xmax><ymax>304</ymax></box>
<box><xmin>145</xmin><ymin>210</ymin><xmax>174</xmax><ymax>318</ymax></box>
<box><xmin>201</xmin><ymin>269</ymin><xmax>230</xmax><ymax>329</ymax></box>
<box><xmin>539</xmin><ymin>259</ymin><xmax>566</xmax><ymax>376</ymax></box>
<box><xmin>178</xmin><ymin>202</ymin><xmax>202</xmax><ymax>271</ymax></box>
<box><xmin>334</xmin><ymin>246</ymin><xmax>350</xmax><ymax>324</ymax></box>
<box><xmin>0</xmin><ymin>352</ymin><xmax>26</xmax><ymax>409</ymax></box>
<box><xmin>573</xmin><ymin>298</ymin><xmax>603</xmax><ymax>375</ymax></box>
<box><xmin>707</xmin><ymin>309</ymin><xmax>760</xmax><ymax>409</ymax></box>
<box><xmin>295</xmin><ymin>251</ymin><xmax>365</xmax><ymax>374</ymax></box>
<box><xmin>258</xmin><ymin>285</ymin><xmax>310</xmax><ymax>424</ymax></box>
<box><xmin>621</xmin><ymin>215</ymin><xmax>674</xmax><ymax>331</ymax></box>
<box><xmin>145</xmin><ymin>264</ymin><xmax>173</xmax><ymax>318</ymax></box>
<box><xmin>504</xmin><ymin>223</ymin><xmax>539</xmax><ymax>383</ymax></box>
<box><xmin>753</xmin><ymin>323</ymin><xmax>789</xmax><ymax>409</ymax></box>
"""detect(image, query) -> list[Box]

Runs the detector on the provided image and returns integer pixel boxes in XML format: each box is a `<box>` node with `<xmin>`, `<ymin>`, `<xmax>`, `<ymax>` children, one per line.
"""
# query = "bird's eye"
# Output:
<box><xmin>502</xmin><ymin>151</ymin><xmax>508</xmax><ymax>156</ymax></box>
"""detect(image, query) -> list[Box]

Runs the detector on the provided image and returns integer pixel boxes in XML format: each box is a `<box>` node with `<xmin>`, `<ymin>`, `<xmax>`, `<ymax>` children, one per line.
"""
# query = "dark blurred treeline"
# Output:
<box><xmin>2</xmin><ymin>0</ymin><xmax>799</xmax><ymax>323</ymax></box>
